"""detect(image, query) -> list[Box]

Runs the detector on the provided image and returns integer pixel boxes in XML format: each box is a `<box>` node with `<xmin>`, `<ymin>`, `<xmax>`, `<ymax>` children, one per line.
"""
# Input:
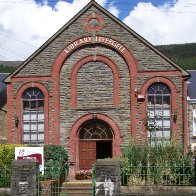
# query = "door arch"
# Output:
<box><xmin>78</xmin><ymin>119</ymin><xmax>113</xmax><ymax>169</ymax></box>
<box><xmin>69</xmin><ymin>113</ymin><xmax>122</xmax><ymax>171</ymax></box>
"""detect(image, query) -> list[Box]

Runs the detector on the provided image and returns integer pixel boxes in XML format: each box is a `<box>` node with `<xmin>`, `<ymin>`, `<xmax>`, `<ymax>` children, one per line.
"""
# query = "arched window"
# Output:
<box><xmin>147</xmin><ymin>83</ymin><xmax>171</xmax><ymax>145</ymax></box>
<box><xmin>79</xmin><ymin>120</ymin><xmax>113</xmax><ymax>140</ymax></box>
<box><xmin>22</xmin><ymin>87</ymin><xmax>44</xmax><ymax>144</ymax></box>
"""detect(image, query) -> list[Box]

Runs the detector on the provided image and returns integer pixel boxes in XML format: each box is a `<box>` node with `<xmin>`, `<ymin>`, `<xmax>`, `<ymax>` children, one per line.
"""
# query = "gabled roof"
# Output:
<box><xmin>0</xmin><ymin>73</ymin><xmax>8</xmax><ymax>108</ymax></box>
<box><xmin>187</xmin><ymin>70</ymin><xmax>196</xmax><ymax>100</ymax></box>
<box><xmin>4</xmin><ymin>0</ymin><xmax>190</xmax><ymax>83</ymax></box>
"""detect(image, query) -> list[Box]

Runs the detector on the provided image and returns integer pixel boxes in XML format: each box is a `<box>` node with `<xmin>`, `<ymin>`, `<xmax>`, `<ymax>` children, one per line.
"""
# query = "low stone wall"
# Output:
<box><xmin>0</xmin><ymin>188</ymin><xmax>11</xmax><ymax>196</ymax></box>
<box><xmin>120</xmin><ymin>186</ymin><xmax>196</xmax><ymax>196</ymax></box>
<box><xmin>94</xmin><ymin>159</ymin><xmax>121</xmax><ymax>196</ymax></box>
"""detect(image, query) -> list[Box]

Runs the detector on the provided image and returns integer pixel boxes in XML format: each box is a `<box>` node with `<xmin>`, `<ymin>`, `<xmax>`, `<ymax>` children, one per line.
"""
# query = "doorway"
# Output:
<box><xmin>78</xmin><ymin>119</ymin><xmax>113</xmax><ymax>169</ymax></box>
<box><xmin>96</xmin><ymin>141</ymin><xmax>112</xmax><ymax>159</ymax></box>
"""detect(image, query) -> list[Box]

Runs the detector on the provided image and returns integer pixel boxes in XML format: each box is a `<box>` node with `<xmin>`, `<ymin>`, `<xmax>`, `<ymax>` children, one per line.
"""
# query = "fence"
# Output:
<box><xmin>121</xmin><ymin>163</ymin><xmax>195</xmax><ymax>186</ymax></box>
<box><xmin>38</xmin><ymin>163</ymin><xmax>69</xmax><ymax>196</ymax></box>
<box><xmin>0</xmin><ymin>166</ymin><xmax>11</xmax><ymax>188</ymax></box>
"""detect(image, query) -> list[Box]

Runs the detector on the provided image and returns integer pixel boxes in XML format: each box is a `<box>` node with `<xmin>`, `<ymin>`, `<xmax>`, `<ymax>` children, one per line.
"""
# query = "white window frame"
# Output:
<box><xmin>193</xmin><ymin>109</ymin><xmax>196</xmax><ymax>136</ymax></box>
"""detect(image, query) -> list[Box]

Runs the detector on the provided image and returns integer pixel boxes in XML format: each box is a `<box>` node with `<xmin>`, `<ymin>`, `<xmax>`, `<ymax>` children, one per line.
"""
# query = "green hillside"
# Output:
<box><xmin>0</xmin><ymin>61</ymin><xmax>22</xmax><ymax>73</ymax></box>
<box><xmin>0</xmin><ymin>66</ymin><xmax>16</xmax><ymax>73</ymax></box>
<box><xmin>156</xmin><ymin>43</ymin><xmax>196</xmax><ymax>70</ymax></box>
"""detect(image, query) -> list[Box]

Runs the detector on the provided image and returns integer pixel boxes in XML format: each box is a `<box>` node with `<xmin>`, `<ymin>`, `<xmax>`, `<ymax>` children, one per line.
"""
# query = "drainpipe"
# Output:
<box><xmin>182</xmin><ymin>76</ymin><xmax>189</xmax><ymax>154</ymax></box>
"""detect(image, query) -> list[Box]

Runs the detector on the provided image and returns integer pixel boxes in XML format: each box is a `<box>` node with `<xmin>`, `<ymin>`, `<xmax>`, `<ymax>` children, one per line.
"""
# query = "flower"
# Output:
<box><xmin>75</xmin><ymin>170</ymin><xmax>86</xmax><ymax>175</ymax></box>
<box><xmin>75</xmin><ymin>169</ymin><xmax>92</xmax><ymax>177</ymax></box>
<box><xmin>86</xmin><ymin>169</ymin><xmax>92</xmax><ymax>176</ymax></box>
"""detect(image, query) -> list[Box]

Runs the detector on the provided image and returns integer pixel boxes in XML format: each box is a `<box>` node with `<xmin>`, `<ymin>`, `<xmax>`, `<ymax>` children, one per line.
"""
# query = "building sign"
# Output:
<box><xmin>64</xmin><ymin>36</ymin><xmax>126</xmax><ymax>55</ymax></box>
<box><xmin>15</xmin><ymin>147</ymin><xmax>44</xmax><ymax>172</ymax></box>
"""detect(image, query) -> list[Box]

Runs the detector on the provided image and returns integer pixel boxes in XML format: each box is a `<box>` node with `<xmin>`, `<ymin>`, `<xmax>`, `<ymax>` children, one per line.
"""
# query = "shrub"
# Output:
<box><xmin>44</xmin><ymin>145</ymin><xmax>68</xmax><ymax>164</ymax></box>
<box><xmin>121</xmin><ymin>140</ymin><xmax>194</xmax><ymax>185</ymax></box>
<box><xmin>0</xmin><ymin>144</ymin><xmax>24</xmax><ymax>168</ymax></box>
<box><xmin>43</xmin><ymin>145</ymin><xmax>68</xmax><ymax>179</ymax></box>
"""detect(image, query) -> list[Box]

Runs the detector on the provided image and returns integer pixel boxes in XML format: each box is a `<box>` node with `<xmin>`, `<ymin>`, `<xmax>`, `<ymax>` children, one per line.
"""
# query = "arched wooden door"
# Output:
<box><xmin>78</xmin><ymin>119</ymin><xmax>113</xmax><ymax>169</ymax></box>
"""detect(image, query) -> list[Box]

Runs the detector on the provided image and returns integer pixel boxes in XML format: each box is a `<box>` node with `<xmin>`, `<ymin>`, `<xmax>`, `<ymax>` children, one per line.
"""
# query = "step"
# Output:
<box><xmin>62</xmin><ymin>179</ymin><xmax>92</xmax><ymax>196</ymax></box>
<box><xmin>62</xmin><ymin>181</ymin><xmax>92</xmax><ymax>196</ymax></box>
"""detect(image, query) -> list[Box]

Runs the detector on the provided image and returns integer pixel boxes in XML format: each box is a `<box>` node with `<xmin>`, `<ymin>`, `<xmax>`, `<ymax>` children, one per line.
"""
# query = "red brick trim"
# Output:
<box><xmin>51</xmin><ymin>36</ymin><xmax>137</xmax><ymax>78</ymax></box>
<box><xmin>15</xmin><ymin>82</ymin><xmax>49</xmax><ymax>144</ymax></box>
<box><xmin>70</xmin><ymin>55</ymin><xmax>120</xmax><ymax>108</ymax></box>
<box><xmin>140</xmin><ymin>77</ymin><xmax>178</xmax><ymax>142</ymax></box>
<box><xmin>69</xmin><ymin>113</ymin><xmax>122</xmax><ymax>171</ymax></box>
<box><xmin>84</xmin><ymin>13</ymin><xmax>103</xmax><ymax>32</ymax></box>
<box><xmin>51</xmin><ymin>36</ymin><xmax>138</xmax><ymax>142</ymax></box>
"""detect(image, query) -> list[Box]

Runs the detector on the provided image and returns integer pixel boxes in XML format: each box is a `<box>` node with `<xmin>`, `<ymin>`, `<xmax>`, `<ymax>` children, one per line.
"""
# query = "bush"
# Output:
<box><xmin>44</xmin><ymin>145</ymin><xmax>68</xmax><ymax>163</ymax></box>
<box><xmin>0</xmin><ymin>144</ymin><xmax>24</xmax><ymax>168</ymax></box>
<box><xmin>43</xmin><ymin>145</ymin><xmax>68</xmax><ymax>179</ymax></box>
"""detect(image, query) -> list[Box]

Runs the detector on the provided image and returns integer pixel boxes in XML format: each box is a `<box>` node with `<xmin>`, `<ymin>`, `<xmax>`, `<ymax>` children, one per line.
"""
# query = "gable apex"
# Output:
<box><xmin>4</xmin><ymin>0</ymin><xmax>189</xmax><ymax>83</ymax></box>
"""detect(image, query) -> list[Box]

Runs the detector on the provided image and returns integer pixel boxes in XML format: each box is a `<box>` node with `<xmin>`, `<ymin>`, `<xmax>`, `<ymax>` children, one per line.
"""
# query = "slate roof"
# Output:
<box><xmin>187</xmin><ymin>70</ymin><xmax>196</xmax><ymax>100</ymax></box>
<box><xmin>0</xmin><ymin>73</ymin><xmax>8</xmax><ymax>108</ymax></box>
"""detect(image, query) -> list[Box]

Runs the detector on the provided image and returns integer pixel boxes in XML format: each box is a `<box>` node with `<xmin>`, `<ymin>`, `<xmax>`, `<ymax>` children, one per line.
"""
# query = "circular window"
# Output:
<box><xmin>84</xmin><ymin>13</ymin><xmax>103</xmax><ymax>32</ymax></box>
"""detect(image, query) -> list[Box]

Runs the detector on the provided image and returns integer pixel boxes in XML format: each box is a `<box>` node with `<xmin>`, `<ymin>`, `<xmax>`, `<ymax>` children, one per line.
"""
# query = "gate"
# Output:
<box><xmin>38</xmin><ymin>163</ymin><xmax>68</xmax><ymax>196</ymax></box>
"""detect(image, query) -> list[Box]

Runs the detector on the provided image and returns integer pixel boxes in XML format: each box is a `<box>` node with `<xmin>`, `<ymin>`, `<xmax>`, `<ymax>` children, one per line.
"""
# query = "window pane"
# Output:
<box><xmin>31</xmin><ymin>111</ymin><xmax>37</xmax><ymax>120</ymax></box>
<box><xmin>156</xmin><ymin>120</ymin><xmax>162</xmax><ymax>127</ymax></box>
<box><xmin>148</xmin><ymin>109</ymin><xmax>155</xmax><ymax>117</ymax></box>
<box><xmin>163</xmin><ymin>96</ymin><xmax>170</xmax><ymax>105</ymax></box>
<box><xmin>30</xmin><ymin>101</ymin><xmax>36</xmax><ymax>109</ymax></box>
<box><xmin>38</xmin><ymin>100</ymin><xmax>44</xmax><ymax>108</ymax></box>
<box><xmin>23</xmin><ymin>134</ymin><xmax>30</xmax><ymax>140</ymax></box>
<box><xmin>155</xmin><ymin>131</ymin><xmax>162</xmax><ymax>137</ymax></box>
<box><xmin>31</xmin><ymin>134</ymin><xmax>37</xmax><ymax>140</ymax></box>
<box><xmin>155</xmin><ymin>109</ymin><xmax>163</xmax><ymax>118</ymax></box>
<box><xmin>163</xmin><ymin>129</ymin><xmax>171</xmax><ymax>137</ymax></box>
<box><xmin>38</xmin><ymin>112</ymin><xmax>44</xmax><ymax>120</ymax></box>
<box><xmin>31</xmin><ymin>123</ymin><xmax>37</xmax><ymax>130</ymax></box>
<box><xmin>163</xmin><ymin>109</ymin><xmax>170</xmax><ymax>116</ymax></box>
<box><xmin>23</xmin><ymin>112</ymin><xmax>30</xmax><ymax>120</ymax></box>
<box><xmin>23</xmin><ymin>123</ymin><xmax>30</xmax><ymax>131</ymax></box>
<box><xmin>38</xmin><ymin>134</ymin><xmax>44</xmax><ymax>140</ymax></box>
<box><xmin>38</xmin><ymin>122</ymin><xmax>44</xmax><ymax>130</ymax></box>
<box><xmin>23</xmin><ymin>101</ymin><xmax>30</xmax><ymax>109</ymax></box>
<box><xmin>148</xmin><ymin>96</ymin><xmax>154</xmax><ymax>105</ymax></box>
<box><xmin>163</xmin><ymin>119</ymin><xmax>170</xmax><ymax>127</ymax></box>
<box><xmin>155</xmin><ymin>95</ymin><xmax>162</xmax><ymax>105</ymax></box>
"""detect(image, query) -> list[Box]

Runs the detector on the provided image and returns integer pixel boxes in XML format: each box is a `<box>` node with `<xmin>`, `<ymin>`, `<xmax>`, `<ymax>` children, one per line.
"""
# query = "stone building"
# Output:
<box><xmin>0</xmin><ymin>73</ymin><xmax>8</xmax><ymax>143</ymax></box>
<box><xmin>4</xmin><ymin>1</ymin><xmax>190</xmax><ymax>172</ymax></box>
<box><xmin>187</xmin><ymin>71</ymin><xmax>196</xmax><ymax>149</ymax></box>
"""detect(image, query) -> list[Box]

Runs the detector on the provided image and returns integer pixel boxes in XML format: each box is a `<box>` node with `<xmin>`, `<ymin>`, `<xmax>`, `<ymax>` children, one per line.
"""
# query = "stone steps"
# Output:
<box><xmin>62</xmin><ymin>180</ymin><xmax>92</xmax><ymax>196</ymax></box>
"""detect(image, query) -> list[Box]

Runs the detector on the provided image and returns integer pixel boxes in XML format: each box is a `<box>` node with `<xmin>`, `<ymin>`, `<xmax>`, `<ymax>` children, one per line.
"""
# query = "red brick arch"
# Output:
<box><xmin>51</xmin><ymin>36</ymin><xmax>138</xmax><ymax>77</ymax></box>
<box><xmin>141</xmin><ymin>76</ymin><xmax>178</xmax><ymax>95</ymax></box>
<box><xmin>140</xmin><ymin>77</ymin><xmax>178</xmax><ymax>141</ymax></box>
<box><xmin>15</xmin><ymin>82</ymin><xmax>49</xmax><ymax>144</ymax></box>
<box><xmin>51</xmin><ymin>36</ymin><xmax>138</xmax><ymax>142</ymax></box>
<box><xmin>69</xmin><ymin>113</ymin><xmax>122</xmax><ymax>170</ymax></box>
<box><xmin>70</xmin><ymin>55</ymin><xmax>120</xmax><ymax>108</ymax></box>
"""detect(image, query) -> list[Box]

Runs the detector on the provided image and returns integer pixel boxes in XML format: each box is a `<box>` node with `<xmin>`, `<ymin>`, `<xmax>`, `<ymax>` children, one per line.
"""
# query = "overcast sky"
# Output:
<box><xmin>0</xmin><ymin>0</ymin><xmax>196</xmax><ymax>61</ymax></box>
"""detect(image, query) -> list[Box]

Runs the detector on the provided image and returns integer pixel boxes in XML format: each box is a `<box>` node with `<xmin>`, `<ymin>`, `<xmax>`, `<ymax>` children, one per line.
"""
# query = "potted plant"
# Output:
<box><xmin>75</xmin><ymin>170</ymin><xmax>86</xmax><ymax>180</ymax></box>
<box><xmin>86</xmin><ymin>169</ymin><xmax>92</xmax><ymax>179</ymax></box>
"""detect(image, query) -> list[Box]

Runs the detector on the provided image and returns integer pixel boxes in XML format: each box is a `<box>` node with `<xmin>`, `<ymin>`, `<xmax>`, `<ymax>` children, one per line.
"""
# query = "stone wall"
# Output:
<box><xmin>0</xmin><ymin>104</ymin><xmax>7</xmax><ymax>143</ymax></box>
<box><xmin>188</xmin><ymin>103</ymin><xmax>196</xmax><ymax>145</ymax></box>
